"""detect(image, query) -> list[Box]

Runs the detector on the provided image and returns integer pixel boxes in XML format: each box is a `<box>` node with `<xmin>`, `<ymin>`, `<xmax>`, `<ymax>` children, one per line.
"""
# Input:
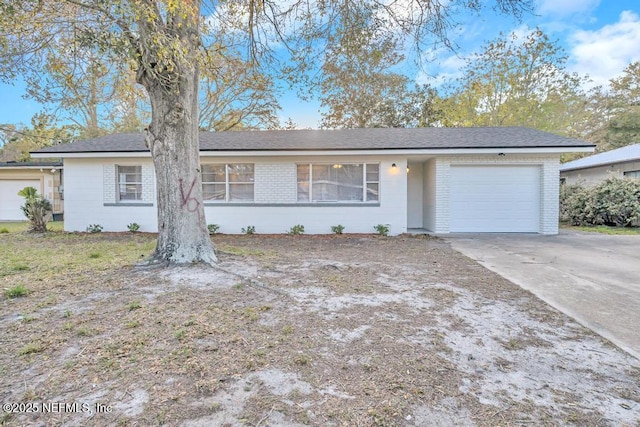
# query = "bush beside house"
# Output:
<box><xmin>560</xmin><ymin>177</ymin><xmax>640</xmax><ymax>227</ymax></box>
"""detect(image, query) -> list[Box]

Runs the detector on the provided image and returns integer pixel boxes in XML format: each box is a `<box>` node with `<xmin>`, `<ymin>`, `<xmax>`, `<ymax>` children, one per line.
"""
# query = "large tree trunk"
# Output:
<box><xmin>144</xmin><ymin>66</ymin><xmax>217</xmax><ymax>265</ymax></box>
<box><xmin>136</xmin><ymin>1</ymin><xmax>216</xmax><ymax>265</ymax></box>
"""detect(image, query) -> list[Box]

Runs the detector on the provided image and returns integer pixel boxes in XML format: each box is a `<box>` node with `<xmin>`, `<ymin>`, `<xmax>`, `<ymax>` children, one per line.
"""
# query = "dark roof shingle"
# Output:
<box><xmin>32</xmin><ymin>127</ymin><xmax>593</xmax><ymax>154</ymax></box>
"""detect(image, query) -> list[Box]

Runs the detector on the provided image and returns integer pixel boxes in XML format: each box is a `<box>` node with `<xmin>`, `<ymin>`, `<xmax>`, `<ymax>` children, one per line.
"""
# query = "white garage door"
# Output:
<box><xmin>450</xmin><ymin>166</ymin><xmax>541</xmax><ymax>232</ymax></box>
<box><xmin>0</xmin><ymin>180</ymin><xmax>40</xmax><ymax>221</ymax></box>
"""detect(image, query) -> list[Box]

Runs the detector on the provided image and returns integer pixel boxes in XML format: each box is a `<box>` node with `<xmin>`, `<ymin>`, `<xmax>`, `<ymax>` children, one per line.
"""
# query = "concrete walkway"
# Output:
<box><xmin>445</xmin><ymin>231</ymin><xmax>640</xmax><ymax>360</ymax></box>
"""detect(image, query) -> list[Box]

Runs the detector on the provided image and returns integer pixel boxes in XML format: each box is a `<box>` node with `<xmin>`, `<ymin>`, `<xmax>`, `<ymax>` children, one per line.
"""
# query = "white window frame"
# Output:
<box><xmin>202</xmin><ymin>163</ymin><xmax>254</xmax><ymax>203</ymax></box>
<box><xmin>116</xmin><ymin>165</ymin><xmax>142</xmax><ymax>202</ymax></box>
<box><xmin>623</xmin><ymin>170</ymin><xmax>640</xmax><ymax>179</ymax></box>
<box><xmin>297</xmin><ymin>163</ymin><xmax>379</xmax><ymax>203</ymax></box>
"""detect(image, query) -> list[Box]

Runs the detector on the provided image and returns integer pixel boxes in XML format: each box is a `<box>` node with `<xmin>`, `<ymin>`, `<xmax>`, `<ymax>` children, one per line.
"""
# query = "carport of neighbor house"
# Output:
<box><xmin>406</xmin><ymin>155</ymin><xmax>557</xmax><ymax>234</ymax></box>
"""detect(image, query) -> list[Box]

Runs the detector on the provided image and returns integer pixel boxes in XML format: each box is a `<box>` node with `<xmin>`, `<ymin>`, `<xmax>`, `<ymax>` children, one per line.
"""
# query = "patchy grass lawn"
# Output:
<box><xmin>1</xmin><ymin>233</ymin><xmax>639</xmax><ymax>426</ymax></box>
<box><xmin>0</xmin><ymin>221</ymin><xmax>64</xmax><ymax>233</ymax></box>
<box><xmin>561</xmin><ymin>223</ymin><xmax>640</xmax><ymax>235</ymax></box>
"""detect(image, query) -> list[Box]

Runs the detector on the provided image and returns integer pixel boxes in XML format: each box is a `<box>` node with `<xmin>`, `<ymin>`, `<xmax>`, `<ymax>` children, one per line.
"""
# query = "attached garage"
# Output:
<box><xmin>449</xmin><ymin>165</ymin><xmax>541</xmax><ymax>233</ymax></box>
<box><xmin>0</xmin><ymin>179</ymin><xmax>41</xmax><ymax>221</ymax></box>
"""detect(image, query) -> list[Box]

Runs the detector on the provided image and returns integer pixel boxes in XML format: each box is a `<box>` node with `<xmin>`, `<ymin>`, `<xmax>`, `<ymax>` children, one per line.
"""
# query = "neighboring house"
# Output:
<box><xmin>0</xmin><ymin>161</ymin><xmax>63</xmax><ymax>221</ymax></box>
<box><xmin>31</xmin><ymin>127</ymin><xmax>593</xmax><ymax>235</ymax></box>
<box><xmin>560</xmin><ymin>144</ymin><xmax>640</xmax><ymax>186</ymax></box>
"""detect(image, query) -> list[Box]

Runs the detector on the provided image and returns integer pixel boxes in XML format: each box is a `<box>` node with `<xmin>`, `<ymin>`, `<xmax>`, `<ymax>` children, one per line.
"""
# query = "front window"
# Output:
<box><xmin>117</xmin><ymin>165</ymin><xmax>142</xmax><ymax>201</ymax></box>
<box><xmin>623</xmin><ymin>170</ymin><xmax>640</xmax><ymax>179</ymax></box>
<box><xmin>297</xmin><ymin>163</ymin><xmax>379</xmax><ymax>202</ymax></box>
<box><xmin>202</xmin><ymin>164</ymin><xmax>254</xmax><ymax>202</ymax></box>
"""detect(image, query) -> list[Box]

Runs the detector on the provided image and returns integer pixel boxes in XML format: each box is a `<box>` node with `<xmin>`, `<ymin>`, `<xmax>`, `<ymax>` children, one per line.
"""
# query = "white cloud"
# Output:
<box><xmin>568</xmin><ymin>11</ymin><xmax>640</xmax><ymax>87</ymax></box>
<box><xmin>537</xmin><ymin>0</ymin><xmax>600</xmax><ymax>18</ymax></box>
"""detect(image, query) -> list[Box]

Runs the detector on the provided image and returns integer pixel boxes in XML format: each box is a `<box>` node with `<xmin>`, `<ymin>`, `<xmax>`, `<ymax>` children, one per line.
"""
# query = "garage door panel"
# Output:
<box><xmin>0</xmin><ymin>180</ymin><xmax>40</xmax><ymax>221</ymax></box>
<box><xmin>450</xmin><ymin>166</ymin><xmax>540</xmax><ymax>233</ymax></box>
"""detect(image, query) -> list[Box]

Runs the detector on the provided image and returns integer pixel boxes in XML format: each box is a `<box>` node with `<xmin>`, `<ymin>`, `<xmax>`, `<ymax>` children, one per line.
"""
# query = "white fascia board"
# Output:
<box><xmin>30</xmin><ymin>152</ymin><xmax>152</xmax><ymax>159</ymax></box>
<box><xmin>31</xmin><ymin>146</ymin><xmax>594</xmax><ymax>159</ymax></box>
<box><xmin>199</xmin><ymin>147</ymin><xmax>595</xmax><ymax>157</ymax></box>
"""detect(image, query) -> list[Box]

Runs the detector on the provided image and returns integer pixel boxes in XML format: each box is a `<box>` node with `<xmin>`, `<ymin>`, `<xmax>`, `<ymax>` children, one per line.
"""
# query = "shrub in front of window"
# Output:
<box><xmin>241</xmin><ymin>226</ymin><xmax>256</xmax><ymax>235</ymax></box>
<box><xmin>288</xmin><ymin>224</ymin><xmax>305</xmax><ymax>235</ymax></box>
<box><xmin>562</xmin><ymin>177</ymin><xmax>640</xmax><ymax>227</ymax></box>
<box><xmin>127</xmin><ymin>223</ymin><xmax>140</xmax><ymax>233</ymax></box>
<box><xmin>207</xmin><ymin>224</ymin><xmax>220</xmax><ymax>235</ymax></box>
<box><xmin>374</xmin><ymin>224</ymin><xmax>390</xmax><ymax>236</ymax></box>
<box><xmin>592</xmin><ymin>177</ymin><xmax>640</xmax><ymax>227</ymax></box>
<box><xmin>86</xmin><ymin>224</ymin><xmax>103</xmax><ymax>233</ymax></box>
<box><xmin>331</xmin><ymin>225</ymin><xmax>345</xmax><ymax>234</ymax></box>
<box><xmin>18</xmin><ymin>186</ymin><xmax>52</xmax><ymax>233</ymax></box>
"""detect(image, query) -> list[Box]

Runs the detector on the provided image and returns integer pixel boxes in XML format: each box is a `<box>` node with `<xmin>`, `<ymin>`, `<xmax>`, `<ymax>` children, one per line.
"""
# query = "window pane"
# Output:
<box><xmin>202</xmin><ymin>164</ymin><xmax>225</xmax><ymax>183</ymax></box>
<box><xmin>366</xmin><ymin>183</ymin><xmax>379</xmax><ymax>201</ymax></box>
<box><xmin>366</xmin><ymin>163</ymin><xmax>379</xmax><ymax>182</ymax></box>
<box><xmin>312</xmin><ymin>165</ymin><xmax>336</xmax><ymax>201</ymax></box>
<box><xmin>203</xmin><ymin>183</ymin><xmax>226</xmax><ymax>201</ymax></box>
<box><xmin>228</xmin><ymin>164</ymin><xmax>254</xmax><ymax>182</ymax></box>
<box><xmin>297</xmin><ymin>164</ymin><xmax>310</xmax><ymax>201</ymax></box>
<box><xmin>118</xmin><ymin>166</ymin><xmax>142</xmax><ymax>201</ymax></box>
<box><xmin>337</xmin><ymin>164</ymin><xmax>363</xmax><ymax>201</ymax></box>
<box><xmin>229</xmin><ymin>183</ymin><xmax>254</xmax><ymax>201</ymax></box>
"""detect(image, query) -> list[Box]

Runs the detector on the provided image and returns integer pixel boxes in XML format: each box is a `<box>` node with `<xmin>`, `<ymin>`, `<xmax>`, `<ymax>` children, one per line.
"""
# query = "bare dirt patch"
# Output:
<box><xmin>1</xmin><ymin>233</ymin><xmax>639</xmax><ymax>426</ymax></box>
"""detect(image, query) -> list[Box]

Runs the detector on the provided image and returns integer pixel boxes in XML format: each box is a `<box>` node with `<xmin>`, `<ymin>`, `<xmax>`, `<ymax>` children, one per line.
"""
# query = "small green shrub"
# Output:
<box><xmin>288</xmin><ymin>224</ymin><xmax>305</xmax><ymax>235</ymax></box>
<box><xmin>89</xmin><ymin>252</ymin><xmax>101</xmax><ymax>259</ymax></box>
<box><xmin>86</xmin><ymin>224</ymin><xmax>103</xmax><ymax>233</ymax></box>
<box><xmin>207</xmin><ymin>224</ymin><xmax>220</xmax><ymax>235</ymax></box>
<box><xmin>374</xmin><ymin>224</ymin><xmax>390</xmax><ymax>236</ymax></box>
<box><xmin>0</xmin><ymin>227</ymin><xmax>8</xmax><ymax>233</ymax></box>
<box><xmin>18</xmin><ymin>186</ymin><xmax>52</xmax><ymax>233</ymax></box>
<box><xmin>331</xmin><ymin>225</ymin><xmax>345</xmax><ymax>234</ymax></box>
<box><xmin>5</xmin><ymin>285</ymin><xmax>29</xmax><ymax>298</ymax></box>
<box><xmin>241</xmin><ymin>225</ymin><xmax>256</xmax><ymax>235</ymax></box>
<box><xmin>127</xmin><ymin>222</ymin><xmax>140</xmax><ymax>233</ymax></box>
<box><xmin>128</xmin><ymin>301</ymin><xmax>142</xmax><ymax>311</ymax></box>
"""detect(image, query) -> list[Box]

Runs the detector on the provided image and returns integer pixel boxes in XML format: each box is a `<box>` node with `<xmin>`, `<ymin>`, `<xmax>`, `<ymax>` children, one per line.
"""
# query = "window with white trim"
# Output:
<box><xmin>297</xmin><ymin>163</ymin><xmax>379</xmax><ymax>202</ymax></box>
<box><xmin>623</xmin><ymin>170</ymin><xmax>640</xmax><ymax>179</ymax></box>
<box><xmin>117</xmin><ymin>165</ymin><xmax>142</xmax><ymax>201</ymax></box>
<box><xmin>202</xmin><ymin>164</ymin><xmax>254</xmax><ymax>202</ymax></box>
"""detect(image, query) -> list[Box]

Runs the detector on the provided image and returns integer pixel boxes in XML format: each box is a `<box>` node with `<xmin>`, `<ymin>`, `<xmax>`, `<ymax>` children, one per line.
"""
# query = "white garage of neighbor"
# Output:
<box><xmin>0</xmin><ymin>162</ymin><xmax>64</xmax><ymax>222</ymax></box>
<box><xmin>0</xmin><ymin>179</ymin><xmax>41</xmax><ymax>221</ymax></box>
<box><xmin>31</xmin><ymin>127</ymin><xmax>593</xmax><ymax>235</ymax></box>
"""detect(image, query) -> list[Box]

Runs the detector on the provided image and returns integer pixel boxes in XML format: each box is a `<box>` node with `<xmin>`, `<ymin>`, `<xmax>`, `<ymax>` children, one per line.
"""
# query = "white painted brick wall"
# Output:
<box><xmin>141</xmin><ymin>164</ymin><xmax>155</xmax><ymax>203</ymax></box>
<box><xmin>433</xmin><ymin>154</ymin><xmax>560</xmax><ymax>234</ymax></box>
<box><xmin>103</xmin><ymin>164</ymin><xmax>115</xmax><ymax>203</ymax></box>
<box><xmin>254</xmin><ymin>163</ymin><xmax>297</xmax><ymax>203</ymax></box>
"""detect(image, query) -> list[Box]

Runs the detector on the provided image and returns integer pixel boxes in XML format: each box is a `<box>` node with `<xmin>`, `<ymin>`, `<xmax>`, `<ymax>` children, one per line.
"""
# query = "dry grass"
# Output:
<box><xmin>1</xmin><ymin>232</ymin><xmax>639</xmax><ymax>426</ymax></box>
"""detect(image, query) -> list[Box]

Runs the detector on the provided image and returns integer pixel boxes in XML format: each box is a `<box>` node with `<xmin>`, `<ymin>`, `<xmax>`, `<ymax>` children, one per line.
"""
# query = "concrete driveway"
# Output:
<box><xmin>446</xmin><ymin>231</ymin><xmax>640</xmax><ymax>360</ymax></box>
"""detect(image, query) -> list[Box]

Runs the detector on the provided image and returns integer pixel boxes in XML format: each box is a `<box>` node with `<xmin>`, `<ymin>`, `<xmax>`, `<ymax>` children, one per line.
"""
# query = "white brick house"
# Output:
<box><xmin>32</xmin><ymin>128</ymin><xmax>593</xmax><ymax>235</ymax></box>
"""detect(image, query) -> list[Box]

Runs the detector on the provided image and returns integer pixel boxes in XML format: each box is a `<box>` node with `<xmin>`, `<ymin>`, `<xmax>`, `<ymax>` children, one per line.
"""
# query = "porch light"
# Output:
<box><xmin>332</xmin><ymin>164</ymin><xmax>342</xmax><ymax>169</ymax></box>
<box><xmin>406</xmin><ymin>167</ymin><xmax>410</xmax><ymax>173</ymax></box>
<box><xmin>391</xmin><ymin>163</ymin><xmax>397</xmax><ymax>171</ymax></box>
<box><xmin>498</xmin><ymin>153</ymin><xmax>506</xmax><ymax>157</ymax></box>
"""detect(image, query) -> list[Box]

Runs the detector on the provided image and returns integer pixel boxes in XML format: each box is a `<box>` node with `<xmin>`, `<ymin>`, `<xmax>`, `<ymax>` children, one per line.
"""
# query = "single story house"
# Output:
<box><xmin>0</xmin><ymin>161</ymin><xmax>64</xmax><ymax>221</ymax></box>
<box><xmin>31</xmin><ymin>127</ymin><xmax>593</xmax><ymax>235</ymax></box>
<box><xmin>560</xmin><ymin>143</ymin><xmax>640</xmax><ymax>186</ymax></box>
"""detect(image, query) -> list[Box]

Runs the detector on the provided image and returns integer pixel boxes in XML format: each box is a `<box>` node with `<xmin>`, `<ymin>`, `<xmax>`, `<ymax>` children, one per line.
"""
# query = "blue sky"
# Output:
<box><xmin>1</xmin><ymin>0</ymin><xmax>639</xmax><ymax>130</ymax></box>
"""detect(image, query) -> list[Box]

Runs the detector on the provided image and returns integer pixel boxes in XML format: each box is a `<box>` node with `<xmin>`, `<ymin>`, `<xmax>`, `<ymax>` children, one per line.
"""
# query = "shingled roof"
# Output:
<box><xmin>32</xmin><ymin>127</ymin><xmax>593</xmax><ymax>155</ymax></box>
<box><xmin>560</xmin><ymin>143</ymin><xmax>640</xmax><ymax>172</ymax></box>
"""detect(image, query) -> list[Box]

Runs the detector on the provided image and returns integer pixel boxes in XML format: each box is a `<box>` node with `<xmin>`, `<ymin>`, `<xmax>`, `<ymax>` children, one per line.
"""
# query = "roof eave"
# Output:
<box><xmin>560</xmin><ymin>157</ymin><xmax>640</xmax><ymax>172</ymax></box>
<box><xmin>31</xmin><ymin>145</ymin><xmax>595</xmax><ymax>159</ymax></box>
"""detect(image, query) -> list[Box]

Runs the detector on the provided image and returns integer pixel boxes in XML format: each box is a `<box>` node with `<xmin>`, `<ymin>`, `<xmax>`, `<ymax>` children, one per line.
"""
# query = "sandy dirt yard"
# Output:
<box><xmin>1</xmin><ymin>233</ymin><xmax>639</xmax><ymax>426</ymax></box>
